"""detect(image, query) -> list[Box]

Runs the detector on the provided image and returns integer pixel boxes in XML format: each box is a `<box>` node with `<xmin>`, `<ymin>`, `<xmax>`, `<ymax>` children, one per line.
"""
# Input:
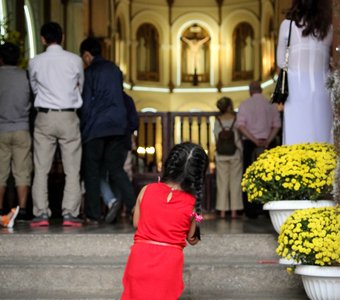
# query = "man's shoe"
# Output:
<box><xmin>105</xmin><ymin>201</ymin><xmax>122</xmax><ymax>224</ymax></box>
<box><xmin>31</xmin><ymin>213</ymin><xmax>49</xmax><ymax>227</ymax></box>
<box><xmin>63</xmin><ymin>214</ymin><xmax>83</xmax><ymax>227</ymax></box>
<box><xmin>16</xmin><ymin>208</ymin><xmax>28</xmax><ymax>222</ymax></box>
<box><xmin>84</xmin><ymin>217</ymin><xmax>99</xmax><ymax>225</ymax></box>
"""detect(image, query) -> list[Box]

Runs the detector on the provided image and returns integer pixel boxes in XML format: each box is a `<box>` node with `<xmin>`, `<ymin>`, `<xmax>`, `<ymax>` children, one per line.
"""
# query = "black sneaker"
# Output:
<box><xmin>16</xmin><ymin>208</ymin><xmax>28</xmax><ymax>222</ymax></box>
<box><xmin>105</xmin><ymin>201</ymin><xmax>122</xmax><ymax>224</ymax></box>
<box><xmin>63</xmin><ymin>214</ymin><xmax>83</xmax><ymax>227</ymax></box>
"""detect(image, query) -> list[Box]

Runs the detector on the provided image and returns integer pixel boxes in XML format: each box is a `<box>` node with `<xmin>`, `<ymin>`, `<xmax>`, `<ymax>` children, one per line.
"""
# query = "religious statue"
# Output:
<box><xmin>181</xmin><ymin>35</ymin><xmax>210</xmax><ymax>76</ymax></box>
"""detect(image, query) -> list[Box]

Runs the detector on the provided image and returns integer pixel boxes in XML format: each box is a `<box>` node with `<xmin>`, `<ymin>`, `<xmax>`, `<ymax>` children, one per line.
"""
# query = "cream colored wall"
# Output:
<box><xmin>171</xmin><ymin>12</ymin><xmax>219</xmax><ymax>88</ymax></box>
<box><xmin>50</xmin><ymin>1</ymin><xmax>63</xmax><ymax>26</ymax></box>
<box><xmin>221</xmin><ymin>8</ymin><xmax>260</xmax><ymax>85</ymax></box>
<box><xmin>117</xmin><ymin>0</ymin><xmax>275</xmax><ymax>112</ymax></box>
<box><xmin>261</xmin><ymin>0</ymin><xmax>275</xmax><ymax>77</ymax></box>
<box><xmin>130</xmin><ymin>8</ymin><xmax>169</xmax><ymax>86</ymax></box>
<box><xmin>127</xmin><ymin>84</ymin><xmax>274</xmax><ymax>113</ymax></box>
<box><xmin>66</xmin><ymin>1</ymin><xmax>85</xmax><ymax>55</ymax></box>
<box><xmin>50</xmin><ymin>0</ymin><xmax>276</xmax><ymax>112</ymax></box>
<box><xmin>49</xmin><ymin>0</ymin><xmax>84</xmax><ymax>55</ymax></box>
<box><xmin>115</xmin><ymin>1</ymin><xmax>130</xmax><ymax>76</ymax></box>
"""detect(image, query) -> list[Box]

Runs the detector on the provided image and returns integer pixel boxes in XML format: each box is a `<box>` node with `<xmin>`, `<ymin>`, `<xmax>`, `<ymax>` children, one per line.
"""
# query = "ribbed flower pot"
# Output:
<box><xmin>295</xmin><ymin>265</ymin><xmax>340</xmax><ymax>300</ymax></box>
<box><xmin>263</xmin><ymin>200</ymin><xmax>335</xmax><ymax>234</ymax></box>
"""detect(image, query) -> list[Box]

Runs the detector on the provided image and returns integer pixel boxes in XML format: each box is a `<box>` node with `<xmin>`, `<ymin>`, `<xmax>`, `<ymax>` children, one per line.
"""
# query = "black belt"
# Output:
<box><xmin>36</xmin><ymin>107</ymin><xmax>77</xmax><ymax>113</ymax></box>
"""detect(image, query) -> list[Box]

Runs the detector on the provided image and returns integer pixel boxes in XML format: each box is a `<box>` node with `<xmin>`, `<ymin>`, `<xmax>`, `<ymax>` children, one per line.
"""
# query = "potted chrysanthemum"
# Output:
<box><xmin>276</xmin><ymin>206</ymin><xmax>340</xmax><ymax>300</ymax></box>
<box><xmin>241</xmin><ymin>142</ymin><xmax>336</xmax><ymax>233</ymax></box>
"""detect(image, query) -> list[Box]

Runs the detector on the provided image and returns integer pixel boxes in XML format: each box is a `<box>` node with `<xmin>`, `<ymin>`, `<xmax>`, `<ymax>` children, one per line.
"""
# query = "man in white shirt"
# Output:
<box><xmin>28</xmin><ymin>22</ymin><xmax>84</xmax><ymax>227</ymax></box>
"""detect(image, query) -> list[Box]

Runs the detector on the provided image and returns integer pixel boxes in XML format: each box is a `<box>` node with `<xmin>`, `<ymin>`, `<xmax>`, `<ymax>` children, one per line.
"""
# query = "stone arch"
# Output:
<box><xmin>261</xmin><ymin>0</ymin><xmax>275</xmax><ymax>36</ymax></box>
<box><xmin>136</xmin><ymin>23</ymin><xmax>160</xmax><ymax>81</ymax></box>
<box><xmin>261</xmin><ymin>0</ymin><xmax>276</xmax><ymax>78</ymax></box>
<box><xmin>221</xmin><ymin>9</ymin><xmax>260</xmax><ymax>84</ymax></box>
<box><xmin>131</xmin><ymin>10</ymin><xmax>169</xmax><ymax>85</ymax></box>
<box><xmin>114</xmin><ymin>3</ymin><xmax>130</xmax><ymax>76</ymax></box>
<box><xmin>172</xmin><ymin>13</ymin><xmax>219</xmax><ymax>87</ymax></box>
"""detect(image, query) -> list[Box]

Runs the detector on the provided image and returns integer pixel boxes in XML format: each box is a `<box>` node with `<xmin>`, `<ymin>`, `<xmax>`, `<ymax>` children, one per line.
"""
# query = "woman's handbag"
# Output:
<box><xmin>271</xmin><ymin>20</ymin><xmax>293</xmax><ymax>104</ymax></box>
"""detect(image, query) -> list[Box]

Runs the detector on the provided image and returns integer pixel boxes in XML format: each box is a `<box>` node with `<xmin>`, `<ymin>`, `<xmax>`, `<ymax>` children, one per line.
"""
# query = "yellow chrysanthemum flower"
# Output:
<box><xmin>241</xmin><ymin>143</ymin><xmax>336</xmax><ymax>203</ymax></box>
<box><xmin>276</xmin><ymin>206</ymin><xmax>340</xmax><ymax>266</ymax></box>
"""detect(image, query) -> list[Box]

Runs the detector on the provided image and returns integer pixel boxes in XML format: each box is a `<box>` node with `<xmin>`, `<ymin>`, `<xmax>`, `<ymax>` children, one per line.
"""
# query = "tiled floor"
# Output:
<box><xmin>2</xmin><ymin>212</ymin><xmax>276</xmax><ymax>235</ymax></box>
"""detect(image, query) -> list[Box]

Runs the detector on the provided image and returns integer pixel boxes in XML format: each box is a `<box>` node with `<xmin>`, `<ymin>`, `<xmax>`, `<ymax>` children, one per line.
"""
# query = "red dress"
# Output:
<box><xmin>121</xmin><ymin>182</ymin><xmax>195</xmax><ymax>300</ymax></box>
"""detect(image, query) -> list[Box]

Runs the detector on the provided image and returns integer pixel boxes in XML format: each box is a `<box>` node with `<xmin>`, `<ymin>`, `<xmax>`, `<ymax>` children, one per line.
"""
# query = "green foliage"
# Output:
<box><xmin>0</xmin><ymin>18</ymin><xmax>27</xmax><ymax>68</ymax></box>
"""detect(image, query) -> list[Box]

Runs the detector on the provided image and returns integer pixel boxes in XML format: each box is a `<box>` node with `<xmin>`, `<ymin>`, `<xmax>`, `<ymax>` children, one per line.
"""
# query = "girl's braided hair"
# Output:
<box><xmin>161</xmin><ymin>142</ymin><xmax>209</xmax><ymax>239</ymax></box>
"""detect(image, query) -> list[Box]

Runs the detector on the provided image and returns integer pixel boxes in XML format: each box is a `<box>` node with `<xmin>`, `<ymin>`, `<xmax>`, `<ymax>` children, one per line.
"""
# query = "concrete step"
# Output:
<box><xmin>0</xmin><ymin>257</ymin><xmax>306</xmax><ymax>299</ymax></box>
<box><xmin>0</xmin><ymin>291</ymin><xmax>308</xmax><ymax>300</ymax></box>
<box><xmin>0</xmin><ymin>233</ymin><xmax>279</xmax><ymax>257</ymax></box>
<box><xmin>0</xmin><ymin>233</ymin><xmax>307</xmax><ymax>299</ymax></box>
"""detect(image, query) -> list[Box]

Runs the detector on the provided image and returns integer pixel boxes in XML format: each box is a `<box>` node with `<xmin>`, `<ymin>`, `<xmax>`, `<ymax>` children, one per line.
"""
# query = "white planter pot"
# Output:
<box><xmin>263</xmin><ymin>200</ymin><xmax>335</xmax><ymax>234</ymax></box>
<box><xmin>295</xmin><ymin>265</ymin><xmax>340</xmax><ymax>300</ymax></box>
<box><xmin>279</xmin><ymin>257</ymin><xmax>300</xmax><ymax>265</ymax></box>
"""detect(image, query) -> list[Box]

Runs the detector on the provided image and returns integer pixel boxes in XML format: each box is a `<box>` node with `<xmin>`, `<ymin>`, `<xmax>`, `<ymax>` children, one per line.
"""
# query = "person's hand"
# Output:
<box><xmin>255</xmin><ymin>138</ymin><xmax>266</xmax><ymax>147</ymax></box>
<box><xmin>187</xmin><ymin>235</ymin><xmax>199</xmax><ymax>246</ymax></box>
<box><xmin>263</xmin><ymin>140</ymin><xmax>270</xmax><ymax>149</ymax></box>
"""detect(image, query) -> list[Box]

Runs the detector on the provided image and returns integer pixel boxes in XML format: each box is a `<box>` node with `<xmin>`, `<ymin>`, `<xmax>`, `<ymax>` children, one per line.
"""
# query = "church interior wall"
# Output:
<box><xmin>130</xmin><ymin>9</ymin><xmax>169</xmax><ymax>86</ymax></box>
<box><xmin>1</xmin><ymin>0</ymin><xmax>285</xmax><ymax>113</ymax></box>
<box><xmin>114</xmin><ymin>2</ymin><xmax>129</xmax><ymax>77</ymax></box>
<box><xmin>171</xmin><ymin>12</ymin><xmax>219</xmax><ymax>88</ymax></box>
<box><xmin>66</xmin><ymin>1</ymin><xmax>84</xmax><ymax>55</ymax></box>
<box><xmin>221</xmin><ymin>9</ymin><xmax>260</xmax><ymax>86</ymax></box>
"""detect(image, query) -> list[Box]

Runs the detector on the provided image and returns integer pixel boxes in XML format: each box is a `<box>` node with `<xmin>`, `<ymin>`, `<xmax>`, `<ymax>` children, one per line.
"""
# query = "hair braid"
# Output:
<box><xmin>161</xmin><ymin>142</ymin><xmax>208</xmax><ymax>240</ymax></box>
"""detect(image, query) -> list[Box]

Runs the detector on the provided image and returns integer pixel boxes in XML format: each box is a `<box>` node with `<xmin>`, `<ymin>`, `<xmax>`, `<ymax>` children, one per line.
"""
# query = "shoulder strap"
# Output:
<box><xmin>287</xmin><ymin>20</ymin><xmax>293</xmax><ymax>47</ymax></box>
<box><xmin>217</xmin><ymin>116</ymin><xmax>236</xmax><ymax>130</ymax></box>
<box><xmin>284</xmin><ymin>20</ymin><xmax>293</xmax><ymax>68</ymax></box>
<box><xmin>216</xmin><ymin>117</ymin><xmax>226</xmax><ymax>130</ymax></box>
<box><xmin>230</xmin><ymin>117</ymin><xmax>236</xmax><ymax>130</ymax></box>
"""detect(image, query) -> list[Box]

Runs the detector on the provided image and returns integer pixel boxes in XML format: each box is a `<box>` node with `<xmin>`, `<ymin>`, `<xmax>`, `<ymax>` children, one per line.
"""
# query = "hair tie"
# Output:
<box><xmin>191</xmin><ymin>212</ymin><xmax>203</xmax><ymax>223</ymax></box>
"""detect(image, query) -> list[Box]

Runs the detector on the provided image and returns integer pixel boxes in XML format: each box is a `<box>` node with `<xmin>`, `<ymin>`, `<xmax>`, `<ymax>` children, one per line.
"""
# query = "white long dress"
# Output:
<box><xmin>277</xmin><ymin>19</ymin><xmax>333</xmax><ymax>145</ymax></box>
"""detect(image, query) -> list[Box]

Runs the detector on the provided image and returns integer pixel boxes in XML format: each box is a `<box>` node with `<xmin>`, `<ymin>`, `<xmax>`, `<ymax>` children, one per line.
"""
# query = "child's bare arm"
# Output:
<box><xmin>133</xmin><ymin>186</ymin><xmax>147</xmax><ymax>228</ymax></box>
<box><xmin>186</xmin><ymin>219</ymin><xmax>199</xmax><ymax>246</ymax></box>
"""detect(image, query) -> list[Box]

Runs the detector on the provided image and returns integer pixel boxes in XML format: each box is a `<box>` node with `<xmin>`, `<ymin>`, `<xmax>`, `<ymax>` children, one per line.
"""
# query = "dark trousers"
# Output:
<box><xmin>82</xmin><ymin>135</ymin><xmax>135</xmax><ymax>220</ymax></box>
<box><xmin>242</xmin><ymin>140</ymin><xmax>265</xmax><ymax>218</ymax></box>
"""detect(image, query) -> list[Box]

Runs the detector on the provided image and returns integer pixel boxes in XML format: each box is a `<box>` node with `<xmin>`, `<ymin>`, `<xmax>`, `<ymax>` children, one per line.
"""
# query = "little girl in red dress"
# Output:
<box><xmin>121</xmin><ymin>142</ymin><xmax>208</xmax><ymax>300</ymax></box>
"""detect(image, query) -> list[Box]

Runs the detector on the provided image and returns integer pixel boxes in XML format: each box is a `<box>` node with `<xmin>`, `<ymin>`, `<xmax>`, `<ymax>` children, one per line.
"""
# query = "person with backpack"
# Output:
<box><xmin>214</xmin><ymin>97</ymin><xmax>243</xmax><ymax>219</ymax></box>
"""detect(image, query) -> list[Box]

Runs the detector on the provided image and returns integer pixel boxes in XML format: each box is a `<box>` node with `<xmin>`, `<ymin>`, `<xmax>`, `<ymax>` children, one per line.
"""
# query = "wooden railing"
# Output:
<box><xmin>132</xmin><ymin>111</ymin><xmax>219</xmax><ymax>211</ymax></box>
<box><xmin>43</xmin><ymin>111</ymin><xmax>220</xmax><ymax>213</ymax></box>
<box><xmin>134</xmin><ymin>111</ymin><xmax>219</xmax><ymax>171</ymax></box>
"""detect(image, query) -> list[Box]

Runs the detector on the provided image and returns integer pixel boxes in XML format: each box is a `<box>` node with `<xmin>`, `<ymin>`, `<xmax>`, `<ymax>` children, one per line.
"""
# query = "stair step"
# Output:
<box><xmin>0</xmin><ymin>233</ymin><xmax>307</xmax><ymax>299</ymax></box>
<box><xmin>0</xmin><ymin>233</ymin><xmax>278</xmax><ymax>257</ymax></box>
<box><xmin>0</xmin><ymin>292</ymin><xmax>308</xmax><ymax>300</ymax></box>
<box><xmin>0</xmin><ymin>291</ymin><xmax>308</xmax><ymax>300</ymax></box>
<box><xmin>0</xmin><ymin>256</ymin><xmax>304</xmax><ymax>296</ymax></box>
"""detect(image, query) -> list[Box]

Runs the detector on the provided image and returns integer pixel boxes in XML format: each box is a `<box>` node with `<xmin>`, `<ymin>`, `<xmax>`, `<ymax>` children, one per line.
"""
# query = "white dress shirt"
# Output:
<box><xmin>29</xmin><ymin>44</ymin><xmax>84</xmax><ymax>109</ymax></box>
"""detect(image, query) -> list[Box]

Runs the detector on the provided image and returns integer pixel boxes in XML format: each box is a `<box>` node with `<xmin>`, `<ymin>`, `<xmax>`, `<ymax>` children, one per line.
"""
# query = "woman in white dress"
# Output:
<box><xmin>276</xmin><ymin>0</ymin><xmax>333</xmax><ymax>145</ymax></box>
